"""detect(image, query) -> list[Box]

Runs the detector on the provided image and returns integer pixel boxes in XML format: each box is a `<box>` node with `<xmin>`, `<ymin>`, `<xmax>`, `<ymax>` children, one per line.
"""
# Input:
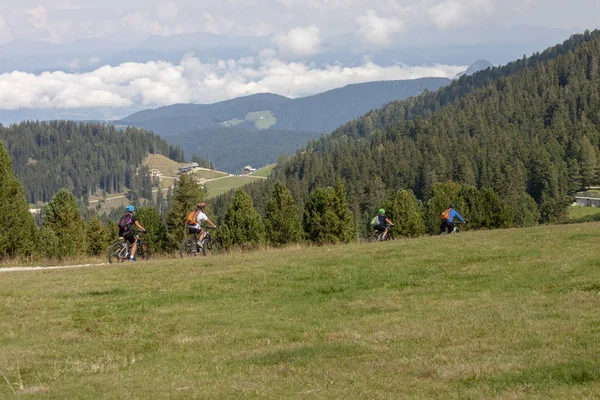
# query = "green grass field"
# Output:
<box><xmin>251</xmin><ymin>163</ymin><xmax>276</xmax><ymax>178</ymax></box>
<box><xmin>205</xmin><ymin>176</ymin><xmax>265</xmax><ymax>198</ymax></box>
<box><xmin>2</xmin><ymin>223</ymin><xmax>600</xmax><ymax>398</ymax></box>
<box><xmin>568</xmin><ymin>206</ymin><xmax>600</xmax><ymax>220</ymax></box>
<box><xmin>193</xmin><ymin>169</ymin><xmax>229</xmax><ymax>180</ymax></box>
<box><xmin>246</xmin><ymin>110</ymin><xmax>276</xmax><ymax>129</ymax></box>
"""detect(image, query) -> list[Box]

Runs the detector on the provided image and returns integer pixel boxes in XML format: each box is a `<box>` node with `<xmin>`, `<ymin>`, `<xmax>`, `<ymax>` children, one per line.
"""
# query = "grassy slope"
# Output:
<box><xmin>251</xmin><ymin>163</ymin><xmax>277</xmax><ymax>178</ymax></box>
<box><xmin>2</xmin><ymin>223</ymin><xmax>600</xmax><ymax>398</ymax></box>
<box><xmin>568</xmin><ymin>206</ymin><xmax>600</xmax><ymax>220</ymax></box>
<box><xmin>205</xmin><ymin>175</ymin><xmax>265</xmax><ymax>199</ymax></box>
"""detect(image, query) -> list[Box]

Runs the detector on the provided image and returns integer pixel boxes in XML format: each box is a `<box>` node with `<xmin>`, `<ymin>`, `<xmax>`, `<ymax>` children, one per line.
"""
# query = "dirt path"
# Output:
<box><xmin>0</xmin><ymin>263</ymin><xmax>107</xmax><ymax>272</ymax></box>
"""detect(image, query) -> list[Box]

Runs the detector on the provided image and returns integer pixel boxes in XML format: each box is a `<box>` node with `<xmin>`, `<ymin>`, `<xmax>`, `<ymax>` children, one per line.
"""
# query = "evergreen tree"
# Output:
<box><xmin>165</xmin><ymin>174</ymin><xmax>204</xmax><ymax>248</ymax></box>
<box><xmin>42</xmin><ymin>188</ymin><xmax>85</xmax><ymax>258</ymax></box>
<box><xmin>155</xmin><ymin>185</ymin><xmax>165</xmax><ymax>216</ymax></box>
<box><xmin>386</xmin><ymin>189</ymin><xmax>425</xmax><ymax>237</ymax></box>
<box><xmin>219</xmin><ymin>189</ymin><xmax>265</xmax><ymax>249</ymax></box>
<box><xmin>264</xmin><ymin>181</ymin><xmax>303</xmax><ymax>246</ymax></box>
<box><xmin>303</xmin><ymin>185</ymin><xmax>356</xmax><ymax>244</ymax></box>
<box><xmin>84</xmin><ymin>216</ymin><xmax>111</xmax><ymax>256</ymax></box>
<box><xmin>135</xmin><ymin>206</ymin><xmax>169</xmax><ymax>253</ymax></box>
<box><xmin>38</xmin><ymin>226</ymin><xmax>59</xmax><ymax>259</ymax></box>
<box><xmin>0</xmin><ymin>142</ymin><xmax>38</xmax><ymax>258</ymax></box>
<box><xmin>423</xmin><ymin>181</ymin><xmax>462</xmax><ymax>235</ymax></box>
<box><xmin>332</xmin><ymin>179</ymin><xmax>357</xmax><ymax>243</ymax></box>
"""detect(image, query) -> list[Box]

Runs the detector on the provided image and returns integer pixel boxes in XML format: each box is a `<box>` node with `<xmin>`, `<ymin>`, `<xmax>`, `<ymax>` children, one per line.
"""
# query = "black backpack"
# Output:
<box><xmin>117</xmin><ymin>213</ymin><xmax>133</xmax><ymax>232</ymax></box>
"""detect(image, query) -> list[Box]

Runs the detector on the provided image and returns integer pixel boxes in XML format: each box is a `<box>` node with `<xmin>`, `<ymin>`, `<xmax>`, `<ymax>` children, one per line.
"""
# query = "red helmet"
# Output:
<box><xmin>197</xmin><ymin>202</ymin><xmax>206</xmax><ymax>210</ymax></box>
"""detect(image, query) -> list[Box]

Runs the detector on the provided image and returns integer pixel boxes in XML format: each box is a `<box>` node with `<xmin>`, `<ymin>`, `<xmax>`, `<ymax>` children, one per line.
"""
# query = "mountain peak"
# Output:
<box><xmin>456</xmin><ymin>60</ymin><xmax>494</xmax><ymax>78</ymax></box>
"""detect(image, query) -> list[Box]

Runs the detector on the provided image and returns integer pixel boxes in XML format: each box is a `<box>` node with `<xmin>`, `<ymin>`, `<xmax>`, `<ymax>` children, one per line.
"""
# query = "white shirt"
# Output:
<box><xmin>190</xmin><ymin>211</ymin><xmax>208</xmax><ymax>230</ymax></box>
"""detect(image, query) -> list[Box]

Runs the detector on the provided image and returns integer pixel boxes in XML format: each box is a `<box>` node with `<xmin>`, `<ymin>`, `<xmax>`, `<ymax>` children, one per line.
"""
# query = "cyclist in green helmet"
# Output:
<box><xmin>373</xmin><ymin>208</ymin><xmax>394</xmax><ymax>240</ymax></box>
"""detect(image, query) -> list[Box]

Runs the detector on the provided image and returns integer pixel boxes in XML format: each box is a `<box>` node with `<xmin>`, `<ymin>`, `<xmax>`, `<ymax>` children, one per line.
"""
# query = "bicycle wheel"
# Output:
<box><xmin>386</xmin><ymin>232</ymin><xmax>395</xmax><ymax>241</ymax></box>
<box><xmin>137</xmin><ymin>242</ymin><xmax>151</xmax><ymax>261</ymax></box>
<box><xmin>202</xmin><ymin>236</ymin><xmax>219</xmax><ymax>256</ymax></box>
<box><xmin>108</xmin><ymin>242</ymin><xmax>127</xmax><ymax>264</ymax></box>
<box><xmin>371</xmin><ymin>233</ymin><xmax>381</xmax><ymax>243</ymax></box>
<box><xmin>180</xmin><ymin>238</ymin><xmax>200</xmax><ymax>257</ymax></box>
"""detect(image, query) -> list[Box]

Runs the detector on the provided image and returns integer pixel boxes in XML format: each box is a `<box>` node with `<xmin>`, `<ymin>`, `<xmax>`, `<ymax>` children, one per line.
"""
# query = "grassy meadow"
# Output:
<box><xmin>205</xmin><ymin>175</ymin><xmax>266</xmax><ymax>198</ymax></box>
<box><xmin>568</xmin><ymin>205</ymin><xmax>600</xmax><ymax>220</ymax></box>
<box><xmin>251</xmin><ymin>164</ymin><xmax>277</xmax><ymax>178</ymax></box>
<box><xmin>1</xmin><ymin>223</ymin><xmax>600</xmax><ymax>398</ymax></box>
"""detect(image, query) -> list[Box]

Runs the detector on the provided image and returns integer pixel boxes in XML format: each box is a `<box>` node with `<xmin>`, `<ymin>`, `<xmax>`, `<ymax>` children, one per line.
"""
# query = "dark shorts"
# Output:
<box><xmin>188</xmin><ymin>227</ymin><xmax>202</xmax><ymax>235</ymax></box>
<box><xmin>122</xmin><ymin>230</ymin><xmax>136</xmax><ymax>244</ymax></box>
<box><xmin>441</xmin><ymin>221</ymin><xmax>454</xmax><ymax>232</ymax></box>
<box><xmin>374</xmin><ymin>224</ymin><xmax>387</xmax><ymax>232</ymax></box>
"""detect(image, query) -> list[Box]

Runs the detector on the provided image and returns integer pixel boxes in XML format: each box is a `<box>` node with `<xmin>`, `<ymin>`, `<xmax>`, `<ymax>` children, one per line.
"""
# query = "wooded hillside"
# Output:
<box><xmin>0</xmin><ymin>120</ymin><xmax>184</xmax><ymax>203</ymax></box>
<box><xmin>213</xmin><ymin>30</ymin><xmax>600</xmax><ymax>232</ymax></box>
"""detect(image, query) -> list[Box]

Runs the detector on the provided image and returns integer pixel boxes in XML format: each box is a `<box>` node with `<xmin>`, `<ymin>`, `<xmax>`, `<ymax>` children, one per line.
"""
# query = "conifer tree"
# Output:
<box><xmin>84</xmin><ymin>216</ymin><xmax>111</xmax><ymax>256</ymax></box>
<box><xmin>423</xmin><ymin>181</ymin><xmax>462</xmax><ymax>235</ymax></box>
<box><xmin>165</xmin><ymin>174</ymin><xmax>203</xmax><ymax>247</ymax></box>
<box><xmin>303</xmin><ymin>187</ymin><xmax>339</xmax><ymax>244</ymax></box>
<box><xmin>136</xmin><ymin>206</ymin><xmax>169</xmax><ymax>253</ymax></box>
<box><xmin>303</xmin><ymin>185</ymin><xmax>356</xmax><ymax>244</ymax></box>
<box><xmin>0</xmin><ymin>142</ymin><xmax>38</xmax><ymax>258</ymax></box>
<box><xmin>219</xmin><ymin>189</ymin><xmax>265</xmax><ymax>249</ymax></box>
<box><xmin>264</xmin><ymin>181</ymin><xmax>302</xmax><ymax>246</ymax></box>
<box><xmin>42</xmin><ymin>188</ymin><xmax>84</xmax><ymax>258</ymax></box>
<box><xmin>155</xmin><ymin>185</ymin><xmax>165</xmax><ymax>216</ymax></box>
<box><xmin>333</xmin><ymin>179</ymin><xmax>357</xmax><ymax>243</ymax></box>
<box><xmin>386</xmin><ymin>189</ymin><xmax>425</xmax><ymax>237</ymax></box>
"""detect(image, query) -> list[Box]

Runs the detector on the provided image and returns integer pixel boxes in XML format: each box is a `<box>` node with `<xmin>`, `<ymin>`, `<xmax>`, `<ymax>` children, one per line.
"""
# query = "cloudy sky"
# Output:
<box><xmin>0</xmin><ymin>0</ymin><xmax>598</xmax><ymax>114</ymax></box>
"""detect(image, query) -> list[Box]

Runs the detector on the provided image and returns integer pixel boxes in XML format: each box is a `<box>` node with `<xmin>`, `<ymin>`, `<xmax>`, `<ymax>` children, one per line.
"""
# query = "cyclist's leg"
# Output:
<box><xmin>445</xmin><ymin>221</ymin><xmax>455</xmax><ymax>234</ymax></box>
<box><xmin>198</xmin><ymin>228</ymin><xmax>206</xmax><ymax>242</ymax></box>
<box><xmin>123</xmin><ymin>231</ymin><xmax>136</xmax><ymax>257</ymax></box>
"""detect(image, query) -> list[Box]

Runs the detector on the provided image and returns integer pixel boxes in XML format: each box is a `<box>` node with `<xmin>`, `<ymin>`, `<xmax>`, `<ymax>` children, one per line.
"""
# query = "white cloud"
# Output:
<box><xmin>428</xmin><ymin>0</ymin><xmax>494</xmax><ymax>29</ymax></box>
<box><xmin>25</xmin><ymin>6</ymin><xmax>48</xmax><ymax>29</ymax></box>
<box><xmin>158</xmin><ymin>2</ymin><xmax>179</xmax><ymax>19</ymax></box>
<box><xmin>0</xmin><ymin>16</ymin><xmax>13</xmax><ymax>44</ymax></box>
<box><xmin>0</xmin><ymin>55</ymin><xmax>466</xmax><ymax>110</ymax></box>
<box><xmin>273</xmin><ymin>25</ymin><xmax>322</xmax><ymax>58</ymax></box>
<box><xmin>356</xmin><ymin>10</ymin><xmax>405</xmax><ymax>47</ymax></box>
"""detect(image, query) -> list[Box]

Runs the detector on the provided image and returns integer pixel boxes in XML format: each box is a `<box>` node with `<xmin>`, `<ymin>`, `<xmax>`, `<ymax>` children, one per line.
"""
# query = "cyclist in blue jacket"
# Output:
<box><xmin>440</xmin><ymin>204</ymin><xmax>465</xmax><ymax>234</ymax></box>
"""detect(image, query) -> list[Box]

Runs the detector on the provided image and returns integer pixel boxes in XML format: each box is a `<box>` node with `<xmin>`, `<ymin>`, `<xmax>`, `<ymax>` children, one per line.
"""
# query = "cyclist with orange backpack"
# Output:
<box><xmin>185</xmin><ymin>203</ymin><xmax>217</xmax><ymax>242</ymax></box>
<box><xmin>440</xmin><ymin>204</ymin><xmax>465</xmax><ymax>234</ymax></box>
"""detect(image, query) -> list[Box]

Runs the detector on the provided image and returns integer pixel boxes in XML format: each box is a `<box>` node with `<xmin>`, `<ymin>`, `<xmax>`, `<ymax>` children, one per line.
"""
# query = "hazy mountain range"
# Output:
<box><xmin>116</xmin><ymin>76</ymin><xmax>455</xmax><ymax>172</ymax></box>
<box><xmin>0</xmin><ymin>25</ymin><xmax>573</xmax><ymax>75</ymax></box>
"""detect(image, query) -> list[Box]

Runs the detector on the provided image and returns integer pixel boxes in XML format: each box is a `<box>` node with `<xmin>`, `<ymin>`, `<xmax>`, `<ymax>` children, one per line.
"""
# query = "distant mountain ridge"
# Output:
<box><xmin>118</xmin><ymin>77</ymin><xmax>451</xmax><ymax>136</ymax></box>
<box><xmin>117</xmin><ymin>77</ymin><xmax>451</xmax><ymax>172</ymax></box>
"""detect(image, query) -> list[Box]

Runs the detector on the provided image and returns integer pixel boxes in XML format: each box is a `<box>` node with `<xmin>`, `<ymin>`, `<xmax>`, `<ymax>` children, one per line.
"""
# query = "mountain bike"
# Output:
<box><xmin>108</xmin><ymin>232</ymin><xmax>150</xmax><ymax>263</ymax></box>
<box><xmin>440</xmin><ymin>221</ymin><xmax>464</xmax><ymax>235</ymax></box>
<box><xmin>180</xmin><ymin>227</ymin><xmax>219</xmax><ymax>257</ymax></box>
<box><xmin>371</xmin><ymin>224</ymin><xmax>395</xmax><ymax>242</ymax></box>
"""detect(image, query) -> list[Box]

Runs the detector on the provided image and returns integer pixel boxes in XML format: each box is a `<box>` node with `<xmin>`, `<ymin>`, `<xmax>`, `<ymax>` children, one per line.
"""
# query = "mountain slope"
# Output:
<box><xmin>118</xmin><ymin>78</ymin><xmax>450</xmax><ymax>136</ymax></box>
<box><xmin>0</xmin><ymin>121</ymin><xmax>184</xmax><ymax>203</ymax></box>
<box><xmin>212</xmin><ymin>30</ymin><xmax>600</xmax><ymax>234</ymax></box>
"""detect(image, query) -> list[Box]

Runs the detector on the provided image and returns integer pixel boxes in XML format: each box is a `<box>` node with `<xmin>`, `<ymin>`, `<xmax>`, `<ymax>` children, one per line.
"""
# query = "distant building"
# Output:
<box><xmin>178</xmin><ymin>166</ymin><xmax>192</xmax><ymax>174</ymax></box>
<box><xmin>242</xmin><ymin>165</ymin><xmax>256</xmax><ymax>175</ymax></box>
<box><xmin>191</xmin><ymin>162</ymin><xmax>199</xmax><ymax>168</ymax></box>
<box><xmin>574</xmin><ymin>196</ymin><xmax>600</xmax><ymax>207</ymax></box>
<box><xmin>150</xmin><ymin>169</ymin><xmax>160</xmax><ymax>177</ymax></box>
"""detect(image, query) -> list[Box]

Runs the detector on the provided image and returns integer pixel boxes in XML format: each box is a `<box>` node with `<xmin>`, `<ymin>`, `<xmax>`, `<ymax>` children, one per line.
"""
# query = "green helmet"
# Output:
<box><xmin>378</xmin><ymin>208</ymin><xmax>385</xmax><ymax>214</ymax></box>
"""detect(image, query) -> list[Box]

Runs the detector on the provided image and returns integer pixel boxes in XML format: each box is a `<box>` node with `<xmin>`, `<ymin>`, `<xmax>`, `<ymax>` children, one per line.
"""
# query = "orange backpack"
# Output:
<box><xmin>440</xmin><ymin>208</ymin><xmax>451</xmax><ymax>221</ymax></box>
<box><xmin>185</xmin><ymin>209</ymin><xmax>200</xmax><ymax>225</ymax></box>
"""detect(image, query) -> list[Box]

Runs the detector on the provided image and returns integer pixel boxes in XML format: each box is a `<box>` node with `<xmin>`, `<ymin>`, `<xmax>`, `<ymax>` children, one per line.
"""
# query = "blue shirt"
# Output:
<box><xmin>448</xmin><ymin>209</ymin><xmax>465</xmax><ymax>223</ymax></box>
